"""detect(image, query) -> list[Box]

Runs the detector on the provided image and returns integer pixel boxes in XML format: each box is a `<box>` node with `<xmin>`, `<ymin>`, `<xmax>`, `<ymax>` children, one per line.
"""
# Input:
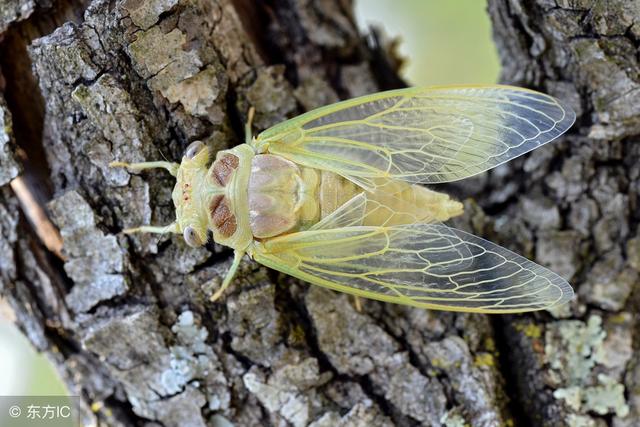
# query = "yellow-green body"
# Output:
<box><xmin>179</xmin><ymin>143</ymin><xmax>463</xmax><ymax>253</ymax></box>
<box><xmin>112</xmin><ymin>85</ymin><xmax>575</xmax><ymax>313</ymax></box>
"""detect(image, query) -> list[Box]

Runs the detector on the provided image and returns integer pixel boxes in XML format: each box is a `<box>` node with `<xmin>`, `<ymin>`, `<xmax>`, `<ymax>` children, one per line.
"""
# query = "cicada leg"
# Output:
<box><xmin>353</xmin><ymin>296</ymin><xmax>363</xmax><ymax>313</ymax></box>
<box><xmin>123</xmin><ymin>223</ymin><xmax>180</xmax><ymax>235</ymax></box>
<box><xmin>110</xmin><ymin>161</ymin><xmax>179</xmax><ymax>177</ymax></box>
<box><xmin>245</xmin><ymin>107</ymin><xmax>256</xmax><ymax>145</ymax></box>
<box><xmin>210</xmin><ymin>250</ymin><xmax>245</xmax><ymax>302</ymax></box>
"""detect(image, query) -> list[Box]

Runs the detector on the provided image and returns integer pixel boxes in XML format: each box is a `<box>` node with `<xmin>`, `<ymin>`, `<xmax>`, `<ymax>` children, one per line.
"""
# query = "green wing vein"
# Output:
<box><xmin>252</xmin><ymin>223</ymin><xmax>573</xmax><ymax>313</ymax></box>
<box><xmin>255</xmin><ymin>85</ymin><xmax>575</xmax><ymax>190</ymax></box>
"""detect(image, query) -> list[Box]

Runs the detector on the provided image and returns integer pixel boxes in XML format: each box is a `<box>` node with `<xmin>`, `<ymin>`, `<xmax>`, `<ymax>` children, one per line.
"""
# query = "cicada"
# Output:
<box><xmin>111</xmin><ymin>85</ymin><xmax>575</xmax><ymax>313</ymax></box>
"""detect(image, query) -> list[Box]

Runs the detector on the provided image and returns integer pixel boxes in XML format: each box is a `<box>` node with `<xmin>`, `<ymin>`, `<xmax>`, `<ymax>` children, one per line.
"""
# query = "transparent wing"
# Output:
<box><xmin>251</xmin><ymin>223</ymin><xmax>574</xmax><ymax>313</ymax></box>
<box><xmin>254</xmin><ymin>85</ymin><xmax>575</xmax><ymax>190</ymax></box>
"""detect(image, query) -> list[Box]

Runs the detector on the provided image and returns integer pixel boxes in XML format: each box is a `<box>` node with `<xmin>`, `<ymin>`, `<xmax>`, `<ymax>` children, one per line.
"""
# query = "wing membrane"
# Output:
<box><xmin>251</xmin><ymin>223</ymin><xmax>573</xmax><ymax>313</ymax></box>
<box><xmin>254</xmin><ymin>85</ymin><xmax>575</xmax><ymax>189</ymax></box>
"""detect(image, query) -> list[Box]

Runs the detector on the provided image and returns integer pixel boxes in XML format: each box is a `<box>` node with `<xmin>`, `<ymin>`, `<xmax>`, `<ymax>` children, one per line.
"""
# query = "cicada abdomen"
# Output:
<box><xmin>246</xmin><ymin>153</ymin><xmax>463</xmax><ymax>238</ymax></box>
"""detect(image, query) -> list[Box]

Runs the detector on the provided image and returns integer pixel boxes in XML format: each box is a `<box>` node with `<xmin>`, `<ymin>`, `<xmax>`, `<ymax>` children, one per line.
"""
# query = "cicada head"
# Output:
<box><xmin>172</xmin><ymin>140</ymin><xmax>216</xmax><ymax>248</ymax></box>
<box><xmin>112</xmin><ymin>140</ymin><xmax>254</xmax><ymax>251</ymax></box>
<box><xmin>173</xmin><ymin>141</ymin><xmax>254</xmax><ymax>251</ymax></box>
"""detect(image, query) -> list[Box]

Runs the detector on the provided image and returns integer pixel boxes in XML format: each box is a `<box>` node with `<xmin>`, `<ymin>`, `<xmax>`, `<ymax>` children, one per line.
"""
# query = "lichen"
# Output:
<box><xmin>440</xmin><ymin>409</ymin><xmax>468</xmax><ymax>427</ymax></box>
<box><xmin>545</xmin><ymin>315</ymin><xmax>606</xmax><ymax>385</ymax></box>
<box><xmin>554</xmin><ymin>375</ymin><xmax>629</xmax><ymax>417</ymax></box>
<box><xmin>515</xmin><ymin>322</ymin><xmax>542</xmax><ymax>339</ymax></box>
<box><xmin>474</xmin><ymin>353</ymin><xmax>495</xmax><ymax>368</ymax></box>
<box><xmin>546</xmin><ymin>315</ymin><xmax>630</xmax><ymax>419</ymax></box>
<box><xmin>0</xmin><ymin>97</ymin><xmax>20</xmax><ymax>186</ymax></box>
<box><xmin>565</xmin><ymin>414</ymin><xmax>597</xmax><ymax>427</ymax></box>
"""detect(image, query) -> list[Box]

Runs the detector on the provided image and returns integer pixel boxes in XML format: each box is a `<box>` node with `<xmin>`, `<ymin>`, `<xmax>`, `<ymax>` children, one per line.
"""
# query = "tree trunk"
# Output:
<box><xmin>0</xmin><ymin>0</ymin><xmax>638</xmax><ymax>426</ymax></box>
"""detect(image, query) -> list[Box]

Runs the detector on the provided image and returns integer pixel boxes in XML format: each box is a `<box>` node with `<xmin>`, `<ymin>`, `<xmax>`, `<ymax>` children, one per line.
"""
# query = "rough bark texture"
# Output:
<box><xmin>0</xmin><ymin>0</ymin><xmax>638</xmax><ymax>426</ymax></box>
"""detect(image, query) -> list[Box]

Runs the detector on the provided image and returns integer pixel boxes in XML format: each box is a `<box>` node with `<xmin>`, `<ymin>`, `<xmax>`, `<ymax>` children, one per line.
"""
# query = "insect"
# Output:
<box><xmin>111</xmin><ymin>85</ymin><xmax>575</xmax><ymax>313</ymax></box>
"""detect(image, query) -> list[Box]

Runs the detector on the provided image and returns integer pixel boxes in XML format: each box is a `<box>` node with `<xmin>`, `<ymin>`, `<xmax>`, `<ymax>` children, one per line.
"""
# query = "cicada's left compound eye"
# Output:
<box><xmin>185</xmin><ymin>140</ymin><xmax>205</xmax><ymax>159</ymax></box>
<box><xmin>183</xmin><ymin>226</ymin><xmax>203</xmax><ymax>248</ymax></box>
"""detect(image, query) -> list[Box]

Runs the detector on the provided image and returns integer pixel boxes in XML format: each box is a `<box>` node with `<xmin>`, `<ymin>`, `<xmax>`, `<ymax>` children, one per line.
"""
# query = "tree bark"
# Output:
<box><xmin>0</xmin><ymin>0</ymin><xmax>638</xmax><ymax>426</ymax></box>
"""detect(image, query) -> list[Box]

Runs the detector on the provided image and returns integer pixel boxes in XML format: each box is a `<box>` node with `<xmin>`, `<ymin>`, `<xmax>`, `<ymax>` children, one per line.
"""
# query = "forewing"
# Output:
<box><xmin>255</xmin><ymin>85</ymin><xmax>575</xmax><ymax>189</ymax></box>
<box><xmin>252</xmin><ymin>224</ymin><xmax>573</xmax><ymax>313</ymax></box>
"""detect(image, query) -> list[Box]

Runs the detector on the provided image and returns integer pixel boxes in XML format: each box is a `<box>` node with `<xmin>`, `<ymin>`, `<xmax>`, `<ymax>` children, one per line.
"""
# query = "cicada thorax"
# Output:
<box><xmin>247</xmin><ymin>154</ymin><xmax>321</xmax><ymax>238</ymax></box>
<box><xmin>209</xmin><ymin>153</ymin><xmax>240</xmax><ymax>238</ymax></box>
<box><xmin>198</xmin><ymin>144</ymin><xmax>255</xmax><ymax>251</ymax></box>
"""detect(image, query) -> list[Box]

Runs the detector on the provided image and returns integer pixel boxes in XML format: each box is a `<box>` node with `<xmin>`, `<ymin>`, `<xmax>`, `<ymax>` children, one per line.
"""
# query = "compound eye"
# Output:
<box><xmin>185</xmin><ymin>141</ymin><xmax>205</xmax><ymax>159</ymax></box>
<box><xmin>183</xmin><ymin>226</ymin><xmax>203</xmax><ymax>248</ymax></box>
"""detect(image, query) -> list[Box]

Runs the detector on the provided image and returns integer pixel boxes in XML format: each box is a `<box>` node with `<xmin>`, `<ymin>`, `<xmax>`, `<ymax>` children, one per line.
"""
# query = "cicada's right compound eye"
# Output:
<box><xmin>185</xmin><ymin>141</ymin><xmax>205</xmax><ymax>159</ymax></box>
<box><xmin>183</xmin><ymin>226</ymin><xmax>203</xmax><ymax>247</ymax></box>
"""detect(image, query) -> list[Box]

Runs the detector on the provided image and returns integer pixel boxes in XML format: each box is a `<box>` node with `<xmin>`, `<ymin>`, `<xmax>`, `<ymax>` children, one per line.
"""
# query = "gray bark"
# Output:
<box><xmin>0</xmin><ymin>0</ymin><xmax>637</xmax><ymax>426</ymax></box>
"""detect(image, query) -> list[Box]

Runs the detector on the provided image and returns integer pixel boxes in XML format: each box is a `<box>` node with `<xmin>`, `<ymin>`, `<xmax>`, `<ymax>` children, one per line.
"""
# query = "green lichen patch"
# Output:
<box><xmin>440</xmin><ymin>408</ymin><xmax>468</xmax><ymax>427</ymax></box>
<box><xmin>514</xmin><ymin>321</ymin><xmax>543</xmax><ymax>339</ymax></box>
<box><xmin>545</xmin><ymin>316</ymin><xmax>606</xmax><ymax>385</ymax></box>
<box><xmin>554</xmin><ymin>374</ymin><xmax>629</xmax><ymax>417</ymax></box>
<box><xmin>546</xmin><ymin>315</ymin><xmax>630</xmax><ymax>419</ymax></box>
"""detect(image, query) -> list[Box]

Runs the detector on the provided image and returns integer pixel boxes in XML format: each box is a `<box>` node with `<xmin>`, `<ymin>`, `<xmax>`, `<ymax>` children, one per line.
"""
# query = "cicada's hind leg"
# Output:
<box><xmin>209</xmin><ymin>250</ymin><xmax>245</xmax><ymax>302</ymax></box>
<box><xmin>110</xmin><ymin>161</ymin><xmax>179</xmax><ymax>176</ymax></box>
<box><xmin>353</xmin><ymin>296</ymin><xmax>363</xmax><ymax>313</ymax></box>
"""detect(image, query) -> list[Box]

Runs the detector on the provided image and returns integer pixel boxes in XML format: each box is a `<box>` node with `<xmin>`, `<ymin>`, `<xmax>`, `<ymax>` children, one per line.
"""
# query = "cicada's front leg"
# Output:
<box><xmin>110</xmin><ymin>160</ymin><xmax>179</xmax><ymax>176</ymax></box>
<box><xmin>110</xmin><ymin>161</ymin><xmax>182</xmax><ymax>235</ymax></box>
<box><xmin>122</xmin><ymin>223</ymin><xmax>180</xmax><ymax>235</ymax></box>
